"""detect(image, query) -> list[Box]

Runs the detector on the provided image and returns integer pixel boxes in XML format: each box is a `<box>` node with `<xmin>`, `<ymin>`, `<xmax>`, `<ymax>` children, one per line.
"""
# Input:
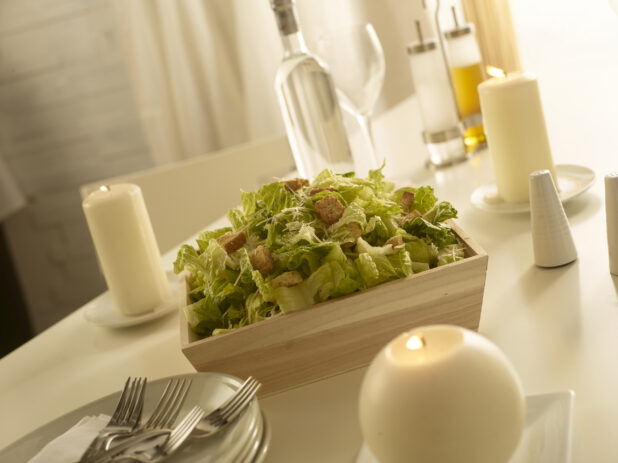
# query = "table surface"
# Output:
<box><xmin>3</xmin><ymin>16</ymin><xmax>618</xmax><ymax>458</ymax></box>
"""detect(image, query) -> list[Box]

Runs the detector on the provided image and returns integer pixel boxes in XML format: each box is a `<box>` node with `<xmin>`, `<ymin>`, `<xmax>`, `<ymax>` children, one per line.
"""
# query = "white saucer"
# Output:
<box><xmin>471</xmin><ymin>164</ymin><xmax>595</xmax><ymax>214</ymax></box>
<box><xmin>83</xmin><ymin>271</ymin><xmax>178</xmax><ymax>328</ymax></box>
<box><xmin>356</xmin><ymin>390</ymin><xmax>575</xmax><ymax>463</ymax></box>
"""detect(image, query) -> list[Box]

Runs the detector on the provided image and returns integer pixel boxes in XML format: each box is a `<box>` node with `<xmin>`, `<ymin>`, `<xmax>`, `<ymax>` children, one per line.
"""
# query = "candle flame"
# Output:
<box><xmin>486</xmin><ymin>65</ymin><xmax>506</xmax><ymax>78</ymax></box>
<box><xmin>406</xmin><ymin>335</ymin><xmax>425</xmax><ymax>350</ymax></box>
<box><xmin>99</xmin><ymin>185</ymin><xmax>111</xmax><ymax>192</ymax></box>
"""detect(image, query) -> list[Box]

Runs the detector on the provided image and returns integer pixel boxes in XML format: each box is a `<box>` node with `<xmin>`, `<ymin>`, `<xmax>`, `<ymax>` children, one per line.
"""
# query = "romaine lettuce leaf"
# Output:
<box><xmin>403</xmin><ymin>217</ymin><xmax>459</xmax><ymax>249</ymax></box>
<box><xmin>424</xmin><ymin>201</ymin><xmax>458</xmax><ymax>224</ymax></box>
<box><xmin>175</xmin><ymin>164</ymin><xmax>463</xmax><ymax>338</ymax></box>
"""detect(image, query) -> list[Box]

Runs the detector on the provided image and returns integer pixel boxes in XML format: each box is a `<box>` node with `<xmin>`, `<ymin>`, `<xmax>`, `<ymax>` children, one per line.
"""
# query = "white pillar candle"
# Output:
<box><xmin>359</xmin><ymin>325</ymin><xmax>525</xmax><ymax>463</ymax></box>
<box><xmin>478</xmin><ymin>71</ymin><xmax>557</xmax><ymax>203</ymax></box>
<box><xmin>82</xmin><ymin>184</ymin><xmax>171</xmax><ymax>316</ymax></box>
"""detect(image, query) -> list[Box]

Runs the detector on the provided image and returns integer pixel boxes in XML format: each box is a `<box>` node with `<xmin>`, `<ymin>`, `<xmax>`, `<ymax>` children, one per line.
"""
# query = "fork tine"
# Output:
<box><xmin>217</xmin><ymin>378</ymin><xmax>260</xmax><ymax>424</ymax></box>
<box><xmin>161</xmin><ymin>379</ymin><xmax>192</xmax><ymax>427</ymax></box>
<box><xmin>145</xmin><ymin>378</ymin><xmax>192</xmax><ymax>429</ymax></box>
<box><xmin>157</xmin><ymin>379</ymin><xmax>184</xmax><ymax>427</ymax></box>
<box><xmin>164</xmin><ymin>407</ymin><xmax>201</xmax><ymax>449</ymax></box>
<box><xmin>127</xmin><ymin>378</ymin><xmax>147</xmax><ymax>427</ymax></box>
<box><xmin>108</xmin><ymin>377</ymin><xmax>132</xmax><ymax>425</ymax></box>
<box><xmin>211</xmin><ymin>376</ymin><xmax>253</xmax><ymax>417</ymax></box>
<box><xmin>163</xmin><ymin>406</ymin><xmax>205</xmax><ymax>454</ymax></box>
<box><xmin>155</xmin><ymin>378</ymin><xmax>189</xmax><ymax>428</ymax></box>
<box><xmin>206</xmin><ymin>377</ymin><xmax>258</xmax><ymax>428</ymax></box>
<box><xmin>125</xmin><ymin>379</ymin><xmax>139</xmax><ymax>416</ymax></box>
<box><xmin>120</xmin><ymin>378</ymin><xmax>135</xmax><ymax>423</ymax></box>
<box><xmin>79</xmin><ymin>377</ymin><xmax>147</xmax><ymax>461</ymax></box>
<box><xmin>219</xmin><ymin>378</ymin><xmax>256</xmax><ymax>415</ymax></box>
<box><xmin>145</xmin><ymin>378</ymin><xmax>177</xmax><ymax>428</ymax></box>
<box><xmin>120</xmin><ymin>378</ymin><xmax>143</xmax><ymax>424</ymax></box>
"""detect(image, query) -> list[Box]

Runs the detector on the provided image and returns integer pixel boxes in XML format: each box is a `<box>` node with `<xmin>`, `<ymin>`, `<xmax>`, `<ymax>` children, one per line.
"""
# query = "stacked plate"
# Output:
<box><xmin>170</xmin><ymin>372</ymin><xmax>270</xmax><ymax>463</ymax></box>
<box><xmin>0</xmin><ymin>372</ymin><xmax>270</xmax><ymax>462</ymax></box>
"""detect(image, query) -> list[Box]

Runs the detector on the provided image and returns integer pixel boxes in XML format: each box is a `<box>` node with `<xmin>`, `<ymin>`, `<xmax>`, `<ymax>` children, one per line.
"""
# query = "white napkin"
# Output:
<box><xmin>28</xmin><ymin>414</ymin><xmax>110</xmax><ymax>463</ymax></box>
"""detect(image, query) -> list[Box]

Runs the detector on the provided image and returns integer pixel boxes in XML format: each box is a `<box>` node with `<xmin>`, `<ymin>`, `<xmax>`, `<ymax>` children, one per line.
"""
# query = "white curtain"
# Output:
<box><xmin>113</xmin><ymin>0</ymin><xmax>284</xmax><ymax>165</ymax></box>
<box><xmin>113</xmin><ymin>0</ymin><xmax>424</xmax><ymax>166</ymax></box>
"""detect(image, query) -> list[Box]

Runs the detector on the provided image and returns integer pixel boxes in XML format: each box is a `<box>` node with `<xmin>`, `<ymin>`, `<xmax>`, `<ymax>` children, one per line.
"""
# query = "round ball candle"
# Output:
<box><xmin>82</xmin><ymin>184</ymin><xmax>171</xmax><ymax>316</ymax></box>
<box><xmin>478</xmin><ymin>71</ymin><xmax>557</xmax><ymax>203</ymax></box>
<box><xmin>359</xmin><ymin>325</ymin><xmax>525</xmax><ymax>463</ymax></box>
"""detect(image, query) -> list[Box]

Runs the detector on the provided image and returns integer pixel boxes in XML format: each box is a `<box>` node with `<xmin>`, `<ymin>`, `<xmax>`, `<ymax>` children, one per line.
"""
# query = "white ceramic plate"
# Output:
<box><xmin>470</xmin><ymin>164</ymin><xmax>595</xmax><ymax>214</ymax></box>
<box><xmin>83</xmin><ymin>271</ymin><xmax>178</xmax><ymax>328</ymax></box>
<box><xmin>356</xmin><ymin>390</ymin><xmax>575</xmax><ymax>463</ymax></box>
<box><xmin>252</xmin><ymin>413</ymin><xmax>271</xmax><ymax>463</ymax></box>
<box><xmin>236</xmin><ymin>410</ymin><xmax>264</xmax><ymax>463</ymax></box>
<box><xmin>0</xmin><ymin>372</ymin><xmax>268</xmax><ymax>463</ymax></box>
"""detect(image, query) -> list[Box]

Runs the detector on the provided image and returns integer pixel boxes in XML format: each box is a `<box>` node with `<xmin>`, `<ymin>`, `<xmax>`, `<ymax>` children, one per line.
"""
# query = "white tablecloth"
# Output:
<box><xmin>3</xmin><ymin>13</ymin><xmax>618</xmax><ymax>454</ymax></box>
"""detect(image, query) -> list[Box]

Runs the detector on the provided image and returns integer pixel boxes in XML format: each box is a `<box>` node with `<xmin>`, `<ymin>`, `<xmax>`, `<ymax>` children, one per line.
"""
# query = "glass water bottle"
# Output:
<box><xmin>270</xmin><ymin>0</ymin><xmax>354</xmax><ymax>179</ymax></box>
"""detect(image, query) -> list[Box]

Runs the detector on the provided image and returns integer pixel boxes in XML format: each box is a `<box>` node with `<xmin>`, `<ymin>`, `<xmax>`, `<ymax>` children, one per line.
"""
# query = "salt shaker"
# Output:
<box><xmin>605</xmin><ymin>173</ymin><xmax>618</xmax><ymax>275</ymax></box>
<box><xmin>407</xmin><ymin>21</ymin><xmax>466</xmax><ymax>167</ymax></box>
<box><xmin>529</xmin><ymin>170</ymin><xmax>577</xmax><ymax>268</ymax></box>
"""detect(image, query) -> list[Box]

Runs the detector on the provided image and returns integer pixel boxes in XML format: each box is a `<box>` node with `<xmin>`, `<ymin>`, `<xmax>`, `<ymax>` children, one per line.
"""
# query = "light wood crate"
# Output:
<box><xmin>179</xmin><ymin>221</ymin><xmax>488</xmax><ymax>396</ymax></box>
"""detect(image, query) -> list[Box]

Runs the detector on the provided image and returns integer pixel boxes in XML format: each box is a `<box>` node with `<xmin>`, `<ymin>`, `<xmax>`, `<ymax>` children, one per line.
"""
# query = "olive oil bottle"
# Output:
<box><xmin>444</xmin><ymin>14</ymin><xmax>487</xmax><ymax>153</ymax></box>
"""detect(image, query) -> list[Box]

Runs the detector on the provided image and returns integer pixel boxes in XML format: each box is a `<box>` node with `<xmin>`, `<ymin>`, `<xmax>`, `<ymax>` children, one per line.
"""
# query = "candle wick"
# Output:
<box><xmin>415</xmin><ymin>20</ymin><xmax>424</xmax><ymax>44</ymax></box>
<box><xmin>451</xmin><ymin>6</ymin><xmax>459</xmax><ymax>29</ymax></box>
<box><xmin>99</xmin><ymin>185</ymin><xmax>111</xmax><ymax>192</ymax></box>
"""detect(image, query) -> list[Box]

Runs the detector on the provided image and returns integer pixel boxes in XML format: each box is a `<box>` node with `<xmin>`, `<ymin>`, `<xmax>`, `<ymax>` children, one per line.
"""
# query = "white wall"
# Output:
<box><xmin>508</xmin><ymin>0</ymin><xmax>618</xmax><ymax>165</ymax></box>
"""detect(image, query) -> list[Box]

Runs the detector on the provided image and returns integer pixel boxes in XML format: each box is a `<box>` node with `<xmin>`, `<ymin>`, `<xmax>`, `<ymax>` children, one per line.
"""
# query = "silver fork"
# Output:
<box><xmin>93</xmin><ymin>406</ymin><xmax>206</xmax><ymax>463</ymax></box>
<box><xmin>143</xmin><ymin>406</ymin><xmax>206</xmax><ymax>461</ymax></box>
<box><xmin>79</xmin><ymin>377</ymin><xmax>147</xmax><ymax>462</ymax></box>
<box><xmin>104</xmin><ymin>377</ymin><xmax>192</xmax><ymax>450</ymax></box>
<box><xmin>90</xmin><ymin>377</ymin><xmax>259</xmax><ymax>463</ymax></box>
<box><xmin>120</xmin><ymin>376</ymin><xmax>259</xmax><ymax>442</ymax></box>
<box><xmin>191</xmin><ymin>376</ymin><xmax>261</xmax><ymax>438</ymax></box>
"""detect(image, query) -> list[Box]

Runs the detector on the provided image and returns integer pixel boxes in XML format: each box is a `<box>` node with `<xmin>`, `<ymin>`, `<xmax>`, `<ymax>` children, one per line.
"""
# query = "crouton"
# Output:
<box><xmin>397</xmin><ymin>210</ymin><xmax>423</xmax><ymax>227</ymax></box>
<box><xmin>285</xmin><ymin>178</ymin><xmax>309</xmax><ymax>192</ymax></box>
<box><xmin>315</xmin><ymin>194</ymin><xmax>345</xmax><ymax>225</ymax></box>
<box><xmin>217</xmin><ymin>231</ymin><xmax>246</xmax><ymax>254</ymax></box>
<box><xmin>342</xmin><ymin>222</ymin><xmax>363</xmax><ymax>248</ymax></box>
<box><xmin>399</xmin><ymin>191</ymin><xmax>415</xmax><ymax>212</ymax></box>
<box><xmin>270</xmin><ymin>271</ymin><xmax>303</xmax><ymax>288</ymax></box>
<box><xmin>385</xmin><ymin>235</ymin><xmax>404</xmax><ymax>247</ymax></box>
<box><xmin>309</xmin><ymin>187</ymin><xmax>337</xmax><ymax>196</ymax></box>
<box><xmin>251</xmin><ymin>245</ymin><xmax>274</xmax><ymax>276</ymax></box>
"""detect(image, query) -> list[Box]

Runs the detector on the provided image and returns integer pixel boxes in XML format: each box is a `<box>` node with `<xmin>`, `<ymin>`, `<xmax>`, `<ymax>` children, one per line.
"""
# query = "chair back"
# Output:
<box><xmin>80</xmin><ymin>135</ymin><xmax>294</xmax><ymax>252</ymax></box>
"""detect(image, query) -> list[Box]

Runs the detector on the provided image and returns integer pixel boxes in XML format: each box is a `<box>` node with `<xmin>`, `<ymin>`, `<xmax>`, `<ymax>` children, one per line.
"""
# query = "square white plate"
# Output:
<box><xmin>357</xmin><ymin>390</ymin><xmax>575</xmax><ymax>463</ymax></box>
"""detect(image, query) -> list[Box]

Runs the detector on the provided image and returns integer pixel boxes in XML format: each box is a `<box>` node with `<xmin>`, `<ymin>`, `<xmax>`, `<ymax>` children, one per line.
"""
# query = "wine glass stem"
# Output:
<box><xmin>355</xmin><ymin>113</ymin><xmax>380</xmax><ymax>168</ymax></box>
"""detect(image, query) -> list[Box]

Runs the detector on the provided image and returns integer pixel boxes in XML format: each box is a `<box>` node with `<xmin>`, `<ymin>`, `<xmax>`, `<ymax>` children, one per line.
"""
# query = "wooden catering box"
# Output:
<box><xmin>179</xmin><ymin>221</ymin><xmax>488</xmax><ymax>396</ymax></box>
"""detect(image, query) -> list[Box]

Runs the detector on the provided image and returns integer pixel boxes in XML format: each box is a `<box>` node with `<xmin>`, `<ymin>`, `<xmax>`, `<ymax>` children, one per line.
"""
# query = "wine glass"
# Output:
<box><xmin>312</xmin><ymin>23</ymin><xmax>386</xmax><ymax>170</ymax></box>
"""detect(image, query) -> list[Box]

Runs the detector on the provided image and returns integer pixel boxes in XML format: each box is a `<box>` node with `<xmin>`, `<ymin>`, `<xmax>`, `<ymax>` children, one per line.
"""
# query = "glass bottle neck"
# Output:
<box><xmin>281</xmin><ymin>30</ymin><xmax>309</xmax><ymax>57</ymax></box>
<box><xmin>273</xmin><ymin>2</ymin><xmax>308</xmax><ymax>57</ymax></box>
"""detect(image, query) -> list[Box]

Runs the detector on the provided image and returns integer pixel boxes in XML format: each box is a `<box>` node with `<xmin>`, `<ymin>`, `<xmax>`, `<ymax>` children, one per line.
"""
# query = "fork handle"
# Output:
<box><xmin>81</xmin><ymin>430</ymin><xmax>169</xmax><ymax>463</ymax></box>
